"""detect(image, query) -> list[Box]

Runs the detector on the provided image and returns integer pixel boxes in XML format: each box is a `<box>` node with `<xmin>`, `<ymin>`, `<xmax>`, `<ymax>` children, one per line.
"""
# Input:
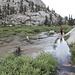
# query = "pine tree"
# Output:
<box><xmin>64</xmin><ymin>16</ymin><xmax>68</xmax><ymax>25</ymax></box>
<box><xmin>23</xmin><ymin>5</ymin><xmax>26</xmax><ymax>12</ymax></box>
<box><xmin>35</xmin><ymin>5</ymin><xmax>38</xmax><ymax>12</ymax></box>
<box><xmin>35</xmin><ymin>5</ymin><xmax>40</xmax><ymax>12</ymax></box>
<box><xmin>6</xmin><ymin>3</ymin><xmax>10</xmax><ymax>15</ymax></box>
<box><xmin>7</xmin><ymin>0</ymin><xmax>10</xmax><ymax>2</ymax></box>
<box><xmin>0</xmin><ymin>6</ymin><xmax>2</xmax><ymax>19</ymax></box>
<box><xmin>68</xmin><ymin>15</ymin><xmax>74</xmax><ymax>25</ymax></box>
<box><xmin>0</xmin><ymin>6</ymin><xmax>2</xmax><ymax>13</ymax></box>
<box><xmin>49</xmin><ymin>14</ymin><xmax>53</xmax><ymax>26</ymax></box>
<box><xmin>2</xmin><ymin>5</ymin><xmax>7</xmax><ymax>18</ymax></box>
<box><xmin>12</xmin><ymin>0</ymin><xmax>14</xmax><ymax>2</ymax></box>
<box><xmin>58</xmin><ymin>15</ymin><xmax>62</xmax><ymax>26</ymax></box>
<box><xmin>31</xmin><ymin>2</ymin><xmax>34</xmax><ymax>12</ymax></box>
<box><xmin>19</xmin><ymin>0</ymin><xmax>23</xmax><ymax>13</ymax></box>
<box><xmin>47</xmin><ymin>6</ymin><xmax>50</xmax><ymax>12</ymax></box>
<box><xmin>10</xmin><ymin>7</ymin><xmax>15</xmax><ymax>14</ymax></box>
<box><xmin>44</xmin><ymin>16</ymin><xmax>48</xmax><ymax>26</ymax></box>
<box><xmin>3</xmin><ymin>5</ymin><xmax>6</xmax><ymax>12</ymax></box>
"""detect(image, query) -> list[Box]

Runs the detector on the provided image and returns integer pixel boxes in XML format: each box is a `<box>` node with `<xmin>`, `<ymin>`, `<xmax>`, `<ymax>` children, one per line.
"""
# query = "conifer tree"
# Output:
<box><xmin>6</xmin><ymin>3</ymin><xmax>10</xmax><ymax>15</ymax></box>
<box><xmin>12</xmin><ymin>0</ymin><xmax>14</xmax><ymax>2</ymax></box>
<box><xmin>0</xmin><ymin>6</ymin><xmax>1</xmax><ymax>13</ymax></box>
<box><xmin>23</xmin><ymin>5</ymin><xmax>27</xmax><ymax>12</ymax></box>
<box><xmin>64</xmin><ymin>16</ymin><xmax>68</xmax><ymax>25</ymax></box>
<box><xmin>31</xmin><ymin>2</ymin><xmax>34</xmax><ymax>12</ymax></box>
<box><xmin>44</xmin><ymin>16</ymin><xmax>48</xmax><ymax>26</ymax></box>
<box><xmin>7</xmin><ymin>0</ymin><xmax>10</xmax><ymax>2</ymax></box>
<box><xmin>47</xmin><ymin>6</ymin><xmax>49</xmax><ymax>10</ymax></box>
<box><xmin>10</xmin><ymin>7</ymin><xmax>15</xmax><ymax>14</ymax></box>
<box><xmin>68</xmin><ymin>15</ymin><xmax>74</xmax><ymax>25</ymax></box>
<box><xmin>49</xmin><ymin>14</ymin><xmax>53</xmax><ymax>26</ymax></box>
<box><xmin>58</xmin><ymin>15</ymin><xmax>62</xmax><ymax>26</ymax></box>
<box><xmin>19</xmin><ymin>0</ymin><xmax>23</xmax><ymax>13</ymax></box>
<box><xmin>0</xmin><ymin>6</ymin><xmax>2</xmax><ymax>19</ymax></box>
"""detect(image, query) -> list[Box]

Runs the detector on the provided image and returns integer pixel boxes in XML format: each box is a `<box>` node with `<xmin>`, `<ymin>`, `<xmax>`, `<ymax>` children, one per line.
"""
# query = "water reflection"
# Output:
<box><xmin>31</xmin><ymin>35</ymin><xmax>71</xmax><ymax>66</ymax></box>
<box><xmin>56</xmin><ymin>38</ymin><xmax>71</xmax><ymax>65</ymax></box>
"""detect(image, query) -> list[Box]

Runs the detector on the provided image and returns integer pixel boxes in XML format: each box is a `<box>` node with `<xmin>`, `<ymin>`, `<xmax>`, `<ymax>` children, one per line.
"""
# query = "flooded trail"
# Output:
<box><xmin>56</xmin><ymin>38</ymin><xmax>71</xmax><ymax>65</ymax></box>
<box><xmin>21</xmin><ymin>34</ymin><xmax>57</xmax><ymax>57</ymax></box>
<box><xmin>24</xmin><ymin>34</ymin><xmax>75</xmax><ymax>75</ymax></box>
<box><xmin>55</xmin><ymin>38</ymin><xmax>75</xmax><ymax>75</ymax></box>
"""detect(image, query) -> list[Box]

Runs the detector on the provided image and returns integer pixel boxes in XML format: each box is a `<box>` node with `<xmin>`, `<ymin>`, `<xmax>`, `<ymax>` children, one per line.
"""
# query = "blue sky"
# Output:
<box><xmin>42</xmin><ymin>0</ymin><xmax>75</xmax><ymax>18</ymax></box>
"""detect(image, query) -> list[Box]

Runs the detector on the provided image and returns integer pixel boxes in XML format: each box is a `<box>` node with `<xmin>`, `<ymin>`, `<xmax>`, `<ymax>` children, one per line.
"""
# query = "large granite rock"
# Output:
<box><xmin>0</xmin><ymin>0</ymin><xmax>61</xmax><ymax>26</ymax></box>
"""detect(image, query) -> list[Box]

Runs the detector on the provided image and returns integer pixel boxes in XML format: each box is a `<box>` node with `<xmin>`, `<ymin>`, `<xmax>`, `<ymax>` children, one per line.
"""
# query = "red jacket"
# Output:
<box><xmin>60</xmin><ymin>27</ymin><xmax>63</xmax><ymax>30</ymax></box>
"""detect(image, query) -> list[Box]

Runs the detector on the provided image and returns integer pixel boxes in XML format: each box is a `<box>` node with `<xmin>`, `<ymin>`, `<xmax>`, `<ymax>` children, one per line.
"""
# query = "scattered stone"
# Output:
<box><xmin>26</xmin><ymin>36</ymin><xmax>29</xmax><ymax>42</ymax></box>
<box><xmin>13</xmin><ymin>47</ymin><xmax>21</xmax><ymax>56</ymax></box>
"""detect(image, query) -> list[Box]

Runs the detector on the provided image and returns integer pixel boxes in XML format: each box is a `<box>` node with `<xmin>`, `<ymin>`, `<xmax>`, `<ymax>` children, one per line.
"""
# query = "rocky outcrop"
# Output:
<box><xmin>0</xmin><ymin>0</ymin><xmax>61</xmax><ymax>26</ymax></box>
<box><xmin>66</xmin><ymin>27</ymin><xmax>75</xmax><ymax>44</ymax></box>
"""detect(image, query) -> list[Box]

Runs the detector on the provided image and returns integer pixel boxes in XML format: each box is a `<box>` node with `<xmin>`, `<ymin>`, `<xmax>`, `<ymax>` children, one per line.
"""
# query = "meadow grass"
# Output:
<box><xmin>0</xmin><ymin>25</ymin><xmax>73</xmax><ymax>43</ymax></box>
<box><xmin>0</xmin><ymin>25</ymin><xmax>73</xmax><ymax>37</ymax></box>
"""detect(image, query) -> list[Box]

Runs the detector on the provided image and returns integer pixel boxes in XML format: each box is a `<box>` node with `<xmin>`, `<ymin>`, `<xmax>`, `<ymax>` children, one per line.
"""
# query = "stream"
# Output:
<box><xmin>0</xmin><ymin>32</ymin><xmax>75</xmax><ymax>75</ymax></box>
<box><xmin>31</xmin><ymin>34</ymin><xmax>71</xmax><ymax>64</ymax></box>
<box><xmin>27</xmin><ymin>33</ymin><xmax>75</xmax><ymax>75</ymax></box>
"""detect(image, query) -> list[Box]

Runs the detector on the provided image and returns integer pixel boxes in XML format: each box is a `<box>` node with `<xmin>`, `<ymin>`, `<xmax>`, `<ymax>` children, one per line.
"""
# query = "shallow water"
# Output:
<box><xmin>32</xmin><ymin>35</ymin><xmax>71</xmax><ymax>66</ymax></box>
<box><xmin>26</xmin><ymin>33</ymin><xmax>74</xmax><ymax>75</ymax></box>
<box><xmin>55</xmin><ymin>38</ymin><xmax>71</xmax><ymax>65</ymax></box>
<box><xmin>31</xmin><ymin>34</ymin><xmax>57</xmax><ymax>57</ymax></box>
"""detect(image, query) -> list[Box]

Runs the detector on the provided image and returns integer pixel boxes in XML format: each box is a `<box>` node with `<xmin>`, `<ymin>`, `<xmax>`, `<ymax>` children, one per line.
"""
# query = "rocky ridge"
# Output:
<box><xmin>0</xmin><ymin>0</ymin><xmax>61</xmax><ymax>26</ymax></box>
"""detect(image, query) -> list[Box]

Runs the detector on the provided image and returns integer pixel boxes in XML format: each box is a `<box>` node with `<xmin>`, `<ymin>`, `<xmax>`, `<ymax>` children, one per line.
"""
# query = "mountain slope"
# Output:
<box><xmin>0</xmin><ymin>0</ymin><xmax>61</xmax><ymax>26</ymax></box>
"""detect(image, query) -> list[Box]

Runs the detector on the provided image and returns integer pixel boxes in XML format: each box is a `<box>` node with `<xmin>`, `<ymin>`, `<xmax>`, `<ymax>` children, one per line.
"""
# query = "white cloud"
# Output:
<box><xmin>42</xmin><ymin>0</ymin><xmax>75</xmax><ymax>18</ymax></box>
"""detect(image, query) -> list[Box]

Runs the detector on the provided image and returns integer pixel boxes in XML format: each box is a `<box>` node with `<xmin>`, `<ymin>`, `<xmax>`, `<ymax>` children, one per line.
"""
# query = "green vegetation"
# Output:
<box><xmin>54</xmin><ymin>38</ymin><xmax>59</xmax><ymax>44</ymax></box>
<box><xmin>62</xmin><ymin>25</ymin><xmax>73</xmax><ymax>34</ymax></box>
<box><xmin>69</xmin><ymin>43</ymin><xmax>75</xmax><ymax>64</ymax></box>
<box><xmin>48</xmin><ymin>31</ymin><xmax>54</xmax><ymax>35</ymax></box>
<box><xmin>29</xmin><ymin>36</ymin><xmax>37</xmax><ymax>40</ymax></box>
<box><xmin>0</xmin><ymin>25</ymin><xmax>73</xmax><ymax>37</ymax></box>
<box><xmin>0</xmin><ymin>25</ymin><xmax>73</xmax><ymax>44</ymax></box>
<box><xmin>64</xmin><ymin>35</ymin><xmax>70</xmax><ymax>40</ymax></box>
<box><xmin>0</xmin><ymin>51</ymin><xmax>58</xmax><ymax>75</ymax></box>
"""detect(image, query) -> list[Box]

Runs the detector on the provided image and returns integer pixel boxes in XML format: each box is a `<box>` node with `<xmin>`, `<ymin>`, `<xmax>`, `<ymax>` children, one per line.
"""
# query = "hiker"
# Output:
<box><xmin>60</xmin><ymin>26</ymin><xmax>63</xmax><ymax>35</ymax></box>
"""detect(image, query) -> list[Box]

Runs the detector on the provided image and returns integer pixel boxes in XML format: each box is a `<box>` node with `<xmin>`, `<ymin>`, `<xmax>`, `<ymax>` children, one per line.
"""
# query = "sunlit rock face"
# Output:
<box><xmin>0</xmin><ymin>0</ymin><xmax>61</xmax><ymax>26</ymax></box>
<box><xmin>66</xmin><ymin>27</ymin><xmax>75</xmax><ymax>44</ymax></box>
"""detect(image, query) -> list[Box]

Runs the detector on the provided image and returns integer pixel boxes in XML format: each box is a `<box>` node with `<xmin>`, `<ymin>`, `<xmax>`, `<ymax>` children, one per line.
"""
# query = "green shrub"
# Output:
<box><xmin>54</xmin><ymin>38</ymin><xmax>59</xmax><ymax>44</ymax></box>
<box><xmin>29</xmin><ymin>36</ymin><xmax>37</xmax><ymax>40</ymax></box>
<box><xmin>69</xmin><ymin>43</ymin><xmax>75</xmax><ymax>64</ymax></box>
<box><xmin>63</xmin><ymin>25</ymin><xmax>73</xmax><ymax>34</ymax></box>
<box><xmin>64</xmin><ymin>35</ymin><xmax>70</xmax><ymax>40</ymax></box>
<box><xmin>49</xmin><ymin>32</ymin><xmax>54</xmax><ymax>35</ymax></box>
<box><xmin>0</xmin><ymin>51</ymin><xmax>58</xmax><ymax>75</ymax></box>
<box><xmin>33</xmin><ymin>29</ymin><xmax>40</xmax><ymax>33</ymax></box>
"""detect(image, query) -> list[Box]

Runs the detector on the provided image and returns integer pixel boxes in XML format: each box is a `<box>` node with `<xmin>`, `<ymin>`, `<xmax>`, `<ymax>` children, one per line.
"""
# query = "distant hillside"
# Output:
<box><xmin>0</xmin><ymin>0</ymin><xmax>62</xmax><ymax>26</ymax></box>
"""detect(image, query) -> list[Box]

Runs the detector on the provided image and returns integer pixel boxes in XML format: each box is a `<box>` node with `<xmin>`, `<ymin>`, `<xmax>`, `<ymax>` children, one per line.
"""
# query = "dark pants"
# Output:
<box><xmin>60</xmin><ymin>30</ymin><xmax>63</xmax><ymax>35</ymax></box>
